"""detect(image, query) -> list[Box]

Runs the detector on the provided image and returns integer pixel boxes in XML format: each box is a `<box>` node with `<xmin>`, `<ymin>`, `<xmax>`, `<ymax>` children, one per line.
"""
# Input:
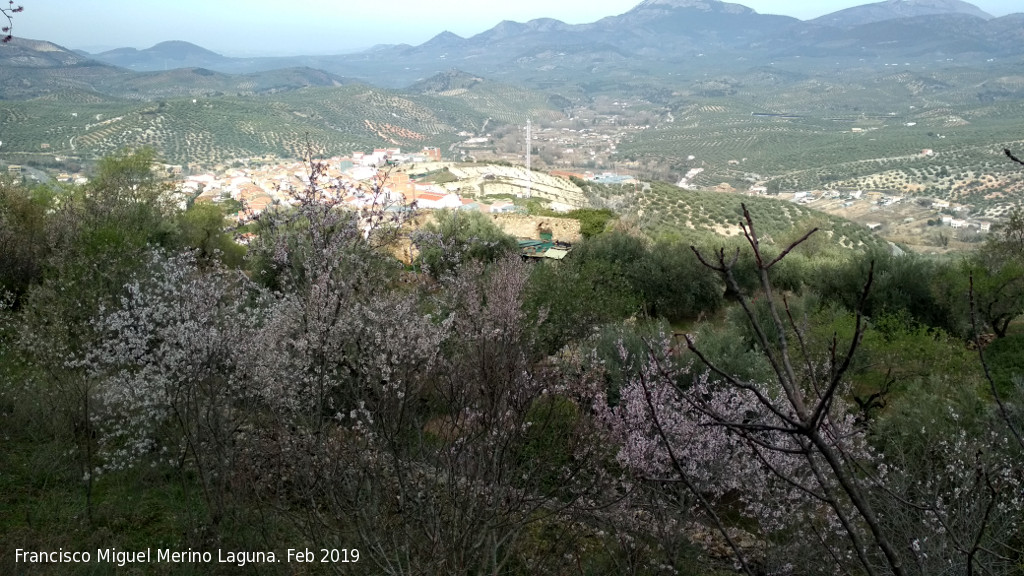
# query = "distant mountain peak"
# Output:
<box><xmin>146</xmin><ymin>41</ymin><xmax>224</xmax><ymax>58</ymax></box>
<box><xmin>421</xmin><ymin>31</ymin><xmax>466</xmax><ymax>49</ymax></box>
<box><xmin>813</xmin><ymin>0</ymin><xmax>992</xmax><ymax>27</ymax></box>
<box><xmin>633</xmin><ymin>0</ymin><xmax>755</xmax><ymax>14</ymax></box>
<box><xmin>430</xmin><ymin>31</ymin><xmax>464</xmax><ymax>41</ymax></box>
<box><xmin>0</xmin><ymin>37</ymin><xmax>98</xmax><ymax>68</ymax></box>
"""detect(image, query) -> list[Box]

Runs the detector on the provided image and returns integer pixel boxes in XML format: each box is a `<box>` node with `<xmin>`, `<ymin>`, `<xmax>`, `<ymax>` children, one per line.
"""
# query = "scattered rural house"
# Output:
<box><xmin>543</xmin><ymin>248</ymin><xmax>569</xmax><ymax>260</ymax></box>
<box><xmin>347</xmin><ymin>166</ymin><xmax>378</xmax><ymax>181</ymax></box>
<box><xmin>921</xmin><ymin>149</ymin><xmax>934</xmax><ymax>156</ymax></box>
<box><xmin>550</xmin><ymin>170</ymin><xmax>586</xmax><ymax>181</ymax></box>
<box><xmin>408</xmin><ymin>184</ymin><xmax>447</xmax><ymax>204</ymax></box>
<box><xmin>247</xmin><ymin>196</ymin><xmax>274</xmax><ymax>214</ymax></box>
<box><xmin>941</xmin><ymin>216</ymin><xmax>953</xmax><ymax>225</ymax></box>
<box><xmin>352</xmin><ymin>151</ymin><xmax>389</xmax><ymax>167</ymax></box>
<box><xmin>489</xmin><ymin>201</ymin><xmax>517</xmax><ymax>214</ymax></box>
<box><xmin>866</xmin><ymin>223</ymin><xmax>883</xmax><ymax>231</ymax></box>
<box><xmin>950</xmin><ymin>219</ymin><xmax>966</xmax><ymax>229</ymax></box>
<box><xmin>414</xmin><ymin>191</ymin><xmax>463</xmax><ymax>210</ymax></box>
<box><xmin>980</xmin><ymin>222</ymin><xmax>992</xmax><ymax>232</ymax></box>
<box><xmin>749</xmin><ymin>185</ymin><xmax>768</xmax><ymax>195</ymax></box>
<box><xmin>590</xmin><ymin>172</ymin><xmax>637</xmax><ymax>185</ymax></box>
<box><xmin>420</xmin><ymin>147</ymin><xmax>442</xmax><ymax>162</ymax></box>
<box><xmin>519</xmin><ymin>229</ymin><xmax>572</xmax><ymax>260</ymax></box>
<box><xmin>386</xmin><ymin>172</ymin><xmax>416</xmax><ymax>198</ymax></box>
<box><xmin>933</xmin><ymin>200</ymin><xmax>951</xmax><ymax>209</ymax></box>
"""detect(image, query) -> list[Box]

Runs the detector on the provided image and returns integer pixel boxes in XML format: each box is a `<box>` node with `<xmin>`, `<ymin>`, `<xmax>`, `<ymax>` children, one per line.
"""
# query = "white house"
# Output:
<box><xmin>490</xmin><ymin>201</ymin><xmax>518</xmax><ymax>214</ymax></box>
<box><xmin>415</xmin><ymin>192</ymin><xmax>463</xmax><ymax>210</ymax></box>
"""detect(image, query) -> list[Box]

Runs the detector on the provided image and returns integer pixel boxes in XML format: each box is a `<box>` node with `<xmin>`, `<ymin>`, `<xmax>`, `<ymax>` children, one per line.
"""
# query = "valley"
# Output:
<box><xmin>4</xmin><ymin>2</ymin><xmax>1024</xmax><ymax>575</ymax></box>
<box><xmin>4</xmin><ymin>52</ymin><xmax>1023</xmax><ymax>252</ymax></box>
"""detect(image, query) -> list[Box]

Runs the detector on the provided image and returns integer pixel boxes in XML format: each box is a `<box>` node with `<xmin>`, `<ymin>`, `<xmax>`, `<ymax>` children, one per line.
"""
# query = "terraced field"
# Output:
<box><xmin>416</xmin><ymin>82</ymin><xmax>563</xmax><ymax>127</ymax></box>
<box><xmin>449</xmin><ymin>164</ymin><xmax>587</xmax><ymax>207</ymax></box>
<box><xmin>583</xmin><ymin>180</ymin><xmax>888</xmax><ymax>252</ymax></box>
<box><xmin>615</xmin><ymin>61</ymin><xmax>1024</xmax><ymax>213</ymax></box>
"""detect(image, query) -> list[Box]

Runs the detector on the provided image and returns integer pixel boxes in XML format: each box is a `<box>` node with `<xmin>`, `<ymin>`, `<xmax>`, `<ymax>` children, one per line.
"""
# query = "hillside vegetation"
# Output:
<box><xmin>2</xmin><ymin>152</ymin><xmax>1022</xmax><ymax>575</ymax></box>
<box><xmin>0</xmin><ymin>82</ymin><xmax>554</xmax><ymax>166</ymax></box>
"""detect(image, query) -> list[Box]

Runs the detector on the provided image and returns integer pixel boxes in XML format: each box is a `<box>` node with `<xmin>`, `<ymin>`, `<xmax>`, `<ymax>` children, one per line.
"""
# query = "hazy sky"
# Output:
<box><xmin>13</xmin><ymin>0</ymin><xmax>1022</xmax><ymax>56</ymax></box>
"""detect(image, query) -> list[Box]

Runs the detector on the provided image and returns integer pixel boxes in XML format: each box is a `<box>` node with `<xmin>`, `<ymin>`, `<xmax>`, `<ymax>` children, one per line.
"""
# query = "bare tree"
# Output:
<box><xmin>2</xmin><ymin>1</ymin><xmax>23</xmax><ymax>43</ymax></box>
<box><xmin>681</xmin><ymin>204</ymin><xmax>908</xmax><ymax>575</ymax></box>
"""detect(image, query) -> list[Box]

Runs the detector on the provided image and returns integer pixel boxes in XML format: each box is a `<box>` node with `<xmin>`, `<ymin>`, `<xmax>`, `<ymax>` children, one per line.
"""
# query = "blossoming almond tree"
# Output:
<box><xmin>599</xmin><ymin>205</ymin><xmax>1024</xmax><ymax>575</ymax></box>
<box><xmin>75</xmin><ymin>152</ymin><xmax>622</xmax><ymax>572</ymax></box>
<box><xmin>78</xmin><ymin>249</ymin><xmax>271</xmax><ymax>527</ymax></box>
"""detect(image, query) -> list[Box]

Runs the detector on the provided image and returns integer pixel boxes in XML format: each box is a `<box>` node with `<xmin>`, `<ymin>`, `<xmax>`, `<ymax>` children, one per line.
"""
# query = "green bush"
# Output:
<box><xmin>567</xmin><ymin>208</ymin><xmax>615</xmax><ymax>239</ymax></box>
<box><xmin>415</xmin><ymin>209</ymin><xmax>518</xmax><ymax>277</ymax></box>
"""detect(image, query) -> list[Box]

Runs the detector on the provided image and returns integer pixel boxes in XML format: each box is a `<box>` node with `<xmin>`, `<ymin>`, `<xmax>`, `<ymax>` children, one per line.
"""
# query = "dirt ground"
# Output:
<box><xmin>490</xmin><ymin>214</ymin><xmax>582</xmax><ymax>243</ymax></box>
<box><xmin>387</xmin><ymin>212</ymin><xmax>582</xmax><ymax>264</ymax></box>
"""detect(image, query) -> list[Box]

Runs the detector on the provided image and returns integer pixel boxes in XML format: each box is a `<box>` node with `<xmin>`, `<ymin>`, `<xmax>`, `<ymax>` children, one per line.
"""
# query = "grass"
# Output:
<box><xmin>983</xmin><ymin>333</ymin><xmax>1024</xmax><ymax>395</ymax></box>
<box><xmin>0</xmin><ymin>343</ymin><xmax>301</xmax><ymax>575</ymax></box>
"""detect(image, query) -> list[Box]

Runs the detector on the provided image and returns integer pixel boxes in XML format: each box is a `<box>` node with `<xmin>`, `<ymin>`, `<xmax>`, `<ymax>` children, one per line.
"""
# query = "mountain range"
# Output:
<box><xmin>4</xmin><ymin>0</ymin><xmax>1024</xmax><ymax>211</ymax></box>
<box><xmin>0</xmin><ymin>0</ymin><xmax>1002</xmax><ymax>91</ymax></box>
<box><xmin>1</xmin><ymin>0</ymin><xmax>1023</xmax><ymax>105</ymax></box>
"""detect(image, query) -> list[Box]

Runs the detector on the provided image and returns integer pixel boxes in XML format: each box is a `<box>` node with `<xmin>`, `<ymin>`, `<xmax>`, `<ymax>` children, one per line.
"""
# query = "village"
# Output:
<box><xmin>163</xmin><ymin>145</ymin><xmax>593</xmax><ymax>260</ymax></box>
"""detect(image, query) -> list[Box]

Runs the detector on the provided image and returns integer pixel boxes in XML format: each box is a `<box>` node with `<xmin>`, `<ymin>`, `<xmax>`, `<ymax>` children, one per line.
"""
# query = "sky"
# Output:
<box><xmin>12</xmin><ymin>0</ymin><xmax>1023</xmax><ymax>56</ymax></box>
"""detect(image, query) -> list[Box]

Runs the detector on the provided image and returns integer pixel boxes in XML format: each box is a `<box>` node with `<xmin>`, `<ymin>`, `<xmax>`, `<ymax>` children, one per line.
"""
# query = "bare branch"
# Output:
<box><xmin>683</xmin><ymin>334</ymin><xmax>803</xmax><ymax>430</ymax></box>
<box><xmin>809</xmin><ymin>260</ymin><xmax>874</xmax><ymax>431</ymax></box>
<box><xmin>969</xmin><ymin>274</ymin><xmax>1024</xmax><ymax>450</ymax></box>
<box><xmin>689</xmin><ymin>244</ymin><xmax>737</xmax><ymax>274</ymax></box>
<box><xmin>633</xmin><ymin>369</ymin><xmax>757</xmax><ymax>576</ymax></box>
<box><xmin>766</xmin><ymin>227</ymin><xmax>820</xmax><ymax>269</ymax></box>
<box><xmin>783</xmin><ymin>293</ymin><xmax>822</xmax><ymax>396</ymax></box>
<box><xmin>1</xmin><ymin>2</ymin><xmax>23</xmax><ymax>44</ymax></box>
<box><xmin>1004</xmin><ymin>148</ymin><xmax>1024</xmax><ymax>168</ymax></box>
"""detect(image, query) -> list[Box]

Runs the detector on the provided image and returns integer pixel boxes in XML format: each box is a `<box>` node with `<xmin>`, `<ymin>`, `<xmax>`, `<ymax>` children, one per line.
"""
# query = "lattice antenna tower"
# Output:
<box><xmin>525</xmin><ymin>119</ymin><xmax>532</xmax><ymax>199</ymax></box>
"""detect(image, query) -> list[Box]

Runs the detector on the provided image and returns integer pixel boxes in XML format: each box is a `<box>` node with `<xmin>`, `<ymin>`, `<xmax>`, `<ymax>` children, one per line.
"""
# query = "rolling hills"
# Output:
<box><xmin>2</xmin><ymin>0</ymin><xmax>1024</xmax><ymax>227</ymax></box>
